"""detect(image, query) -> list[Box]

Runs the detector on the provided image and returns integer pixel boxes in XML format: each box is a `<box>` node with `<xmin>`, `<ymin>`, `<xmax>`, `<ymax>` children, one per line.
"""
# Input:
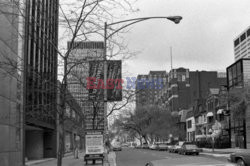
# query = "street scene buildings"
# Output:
<box><xmin>1</xmin><ymin>0</ymin><xmax>250</xmax><ymax>166</ymax></box>
<box><xmin>132</xmin><ymin>26</ymin><xmax>250</xmax><ymax>150</ymax></box>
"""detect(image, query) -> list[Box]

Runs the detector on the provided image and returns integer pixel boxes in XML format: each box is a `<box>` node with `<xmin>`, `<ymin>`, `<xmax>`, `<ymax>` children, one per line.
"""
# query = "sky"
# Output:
<box><xmin>118</xmin><ymin>0</ymin><xmax>250</xmax><ymax>77</ymax></box>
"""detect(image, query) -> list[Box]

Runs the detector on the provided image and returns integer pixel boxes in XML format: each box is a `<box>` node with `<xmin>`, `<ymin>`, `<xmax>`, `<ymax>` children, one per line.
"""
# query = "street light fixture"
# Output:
<box><xmin>103</xmin><ymin>15</ymin><xmax>183</xmax><ymax>99</ymax></box>
<box><xmin>103</xmin><ymin>15</ymin><xmax>182</xmax><ymax>136</ymax></box>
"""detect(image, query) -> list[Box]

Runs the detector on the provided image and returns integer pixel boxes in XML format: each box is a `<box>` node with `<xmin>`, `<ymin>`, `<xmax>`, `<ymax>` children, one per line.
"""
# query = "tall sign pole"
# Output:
<box><xmin>104</xmin><ymin>22</ymin><xmax>108</xmax><ymax>138</ymax></box>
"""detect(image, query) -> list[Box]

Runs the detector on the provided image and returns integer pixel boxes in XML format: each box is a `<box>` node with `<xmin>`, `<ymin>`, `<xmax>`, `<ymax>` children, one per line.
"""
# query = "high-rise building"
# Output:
<box><xmin>167</xmin><ymin>68</ymin><xmax>190</xmax><ymax>112</ymax></box>
<box><xmin>226</xmin><ymin>58</ymin><xmax>250</xmax><ymax>148</ymax></box>
<box><xmin>234</xmin><ymin>26</ymin><xmax>250</xmax><ymax>61</ymax></box>
<box><xmin>136</xmin><ymin>71</ymin><xmax>167</xmax><ymax>108</ymax></box>
<box><xmin>23</xmin><ymin>0</ymin><xmax>59</xmax><ymax>160</ymax></box>
<box><xmin>67</xmin><ymin>41</ymin><xmax>106</xmax><ymax>130</ymax></box>
<box><xmin>0</xmin><ymin>1</ymin><xmax>24</xmax><ymax>165</ymax></box>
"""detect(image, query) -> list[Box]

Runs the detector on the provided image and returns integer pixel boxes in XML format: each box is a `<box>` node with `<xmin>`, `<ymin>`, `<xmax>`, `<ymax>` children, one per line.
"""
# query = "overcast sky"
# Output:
<box><xmin>118</xmin><ymin>0</ymin><xmax>250</xmax><ymax>77</ymax></box>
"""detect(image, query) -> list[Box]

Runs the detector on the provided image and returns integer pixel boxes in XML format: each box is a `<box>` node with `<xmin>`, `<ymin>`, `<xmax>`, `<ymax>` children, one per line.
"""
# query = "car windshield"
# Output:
<box><xmin>1</xmin><ymin>1</ymin><xmax>245</xmax><ymax>166</ymax></box>
<box><xmin>185</xmin><ymin>145</ymin><xmax>198</xmax><ymax>149</ymax></box>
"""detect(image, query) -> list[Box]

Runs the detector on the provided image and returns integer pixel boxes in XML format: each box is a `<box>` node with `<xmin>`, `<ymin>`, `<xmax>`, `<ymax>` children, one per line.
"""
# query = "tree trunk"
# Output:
<box><xmin>57</xmin><ymin>118</ymin><xmax>64</xmax><ymax>166</ymax></box>
<box><xmin>143</xmin><ymin>135</ymin><xmax>148</xmax><ymax>144</ymax></box>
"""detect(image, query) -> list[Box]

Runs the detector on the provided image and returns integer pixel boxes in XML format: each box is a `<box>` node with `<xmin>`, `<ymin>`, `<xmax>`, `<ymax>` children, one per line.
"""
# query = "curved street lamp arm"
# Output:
<box><xmin>107</xmin><ymin>16</ymin><xmax>180</xmax><ymax>26</ymax></box>
<box><xmin>105</xmin><ymin>16</ymin><xmax>182</xmax><ymax>40</ymax></box>
<box><xmin>106</xmin><ymin>18</ymin><xmax>149</xmax><ymax>39</ymax></box>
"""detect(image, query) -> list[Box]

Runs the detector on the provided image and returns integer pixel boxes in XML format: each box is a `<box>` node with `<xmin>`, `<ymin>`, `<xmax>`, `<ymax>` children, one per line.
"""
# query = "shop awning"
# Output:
<box><xmin>217</xmin><ymin>109</ymin><xmax>223</xmax><ymax>114</ymax></box>
<box><xmin>207</xmin><ymin>112</ymin><xmax>214</xmax><ymax>117</ymax></box>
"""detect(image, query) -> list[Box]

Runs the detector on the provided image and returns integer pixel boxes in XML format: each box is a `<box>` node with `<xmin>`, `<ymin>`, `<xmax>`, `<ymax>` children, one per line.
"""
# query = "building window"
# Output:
<box><xmin>187</xmin><ymin>120</ymin><xmax>192</xmax><ymax>129</ymax></box>
<box><xmin>234</xmin><ymin>38</ymin><xmax>240</xmax><ymax>47</ymax></box>
<box><xmin>182</xmin><ymin>75</ymin><xmax>186</xmax><ymax>81</ymax></box>
<box><xmin>247</xmin><ymin>29</ymin><xmax>250</xmax><ymax>37</ymax></box>
<box><xmin>240</xmin><ymin>33</ymin><xmax>246</xmax><ymax>42</ymax></box>
<box><xmin>203</xmin><ymin>115</ymin><xmax>207</xmax><ymax>123</ymax></box>
<box><xmin>227</xmin><ymin>60</ymin><xmax>243</xmax><ymax>88</ymax></box>
<box><xmin>208</xmin><ymin>116</ymin><xmax>213</xmax><ymax>123</ymax></box>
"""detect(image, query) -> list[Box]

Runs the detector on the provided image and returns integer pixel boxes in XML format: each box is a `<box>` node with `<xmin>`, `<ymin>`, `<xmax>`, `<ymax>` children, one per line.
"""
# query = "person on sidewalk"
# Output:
<box><xmin>105</xmin><ymin>139</ymin><xmax>111</xmax><ymax>154</ymax></box>
<box><xmin>74</xmin><ymin>144</ymin><xmax>79</xmax><ymax>159</ymax></box>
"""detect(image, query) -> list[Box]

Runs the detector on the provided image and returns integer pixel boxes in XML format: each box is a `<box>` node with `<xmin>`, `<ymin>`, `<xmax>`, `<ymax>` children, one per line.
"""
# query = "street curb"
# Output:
<box><xmin>25</xmin><ymin>151</ymin><xmax>83</xmax><ymax>166</ymax></box>
<box><xmin>201</xmin><ymin>152</ymin><xmax>230</xmax><ymax>158</ymax></box>
<box><xmin>25</xmin><ymin>158</ymin><xmax>55</xmax><ymax>166</ymax></box>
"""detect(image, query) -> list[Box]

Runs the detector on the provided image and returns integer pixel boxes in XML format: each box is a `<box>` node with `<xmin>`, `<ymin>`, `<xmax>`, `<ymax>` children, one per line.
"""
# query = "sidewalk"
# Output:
<box><xmin>202</xmin><ymin>147</ymin><xmax>249</xmax><ymax>154</ymax></box>
<box><xmin>201</xmin><ymin>148</ymin><xmax>249</xmax><ymax>158</ymax></box>
<box><xmin>107</xmin><ymin>152</ymin><xmax>116</xmax><ymax>166</ymax></box>
<box><xmin>25</xmin><ymin>151</ymin><xmax>117</xmax><ymax>166</ymax></box>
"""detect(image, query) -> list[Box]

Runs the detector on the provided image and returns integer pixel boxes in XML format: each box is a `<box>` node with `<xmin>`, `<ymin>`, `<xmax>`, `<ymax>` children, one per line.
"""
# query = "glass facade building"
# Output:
<box><xmin>23</xmin><ymin>0</ymin><xmax>59</xmax><ymax>160</ymax></box>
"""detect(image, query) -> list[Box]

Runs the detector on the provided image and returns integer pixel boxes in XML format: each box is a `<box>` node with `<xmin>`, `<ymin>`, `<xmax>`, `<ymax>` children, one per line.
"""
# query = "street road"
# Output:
<box><xmin>116</xmin><ymin>147</ymin><xmax>232</xmax><ymax>166</ymax></box>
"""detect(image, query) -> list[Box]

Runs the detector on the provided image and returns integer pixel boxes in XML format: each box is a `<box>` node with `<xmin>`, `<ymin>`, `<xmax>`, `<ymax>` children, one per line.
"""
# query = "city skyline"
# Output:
<box><xmin>119</xmin><ymin>0</ymin><xmax>250</xmax><ymax>77</ymax></box>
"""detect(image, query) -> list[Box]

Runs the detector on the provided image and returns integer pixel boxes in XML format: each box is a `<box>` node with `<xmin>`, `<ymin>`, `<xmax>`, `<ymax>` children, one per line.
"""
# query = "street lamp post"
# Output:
<box><xmin>103</xmin><ymin>15</ymin><xmax>182</xmax><ymax>99</ymax></box>
<box><xmin>103</xmin><ymin>15</ymin><xmax>182</xmax><ymax>139</ymax></box>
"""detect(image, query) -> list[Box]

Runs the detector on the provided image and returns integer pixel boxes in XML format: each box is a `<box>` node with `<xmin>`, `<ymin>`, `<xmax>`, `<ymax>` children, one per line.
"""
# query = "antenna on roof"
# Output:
<box><xmin>170</xmin><ymin>46</ymin><xmax>173</xmax><ymax>70</ymax></box>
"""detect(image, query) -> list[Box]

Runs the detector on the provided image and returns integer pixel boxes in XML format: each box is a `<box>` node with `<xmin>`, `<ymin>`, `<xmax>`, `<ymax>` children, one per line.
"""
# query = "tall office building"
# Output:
<box><xmin>23</xmin><ymin>0</ymin><xmax>59</xmax><ymax>160</ymax></box>
<box><xmin>136</xmin><ymin>71</ymin><xmax>167</xmax><ymax>108</ymax></box>
<box><xmin>234</xmin><ymin>26</ymin><xmax>250</xmax><ymax>61</ymax></box>
<box><xmin>167</xmin><ymin>68</ymin><xmax>190</xmax><ymax>112</ymax></box>
<box><xmin>67</xmin><ymin>41</ymin><xmax>106</xmax><ymax>130</ymax></box>
<box><xmin>226</xmin><ymin>58</ymin><xmax>250</xmax><ymax>148</ymax></box>
<box><xmin>0</xmin><ymin>1</ymin><xmax>23</xmax><ymax>165</ymax></box>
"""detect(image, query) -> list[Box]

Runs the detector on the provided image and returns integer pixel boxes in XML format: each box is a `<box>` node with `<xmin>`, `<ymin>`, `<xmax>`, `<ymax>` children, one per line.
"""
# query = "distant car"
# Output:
<box><xmin>135</xmin><ymin>145</ymin><xmax>141</xmax><ymax>149</ymax></box>
<box><xmin>121</xmin><ymin>143</ymin><xmax>129</xmax><ymax>147</ymax></box>
<box><xmin>112</xmin><ymin>145</ymin><xmax>122</xmax><ymax>151</ymax></box>
<box><xmin>169</xmin><ymin>141</ymin><xmax>184</xmax><ymax>153</ymax></box>
<box><xmin>228</xmin><ymin>150</ymin><xmax>250</xmax><ymax>166</ymax></box>
<box><xmin>157</xmin><ymin>143</ymin><xmax>168</xmax><ymax>151</ymax></box>
<box><xmin>168</xmin><ymin>145</ymin><xmax>176</xmax><ymax>153</ymax></box>
<box><xmin>178</xmin><ymin>144</ymin><xmax>202</xmax><ymax>155</ymax></box>
<box><xmin>142</xmin><ymin>143</ymin><xmax>149</xmax><ymax>149</ymax></box>
<box><xmin>149</xmin><ymin>144</ymin><xmax>159</xmax><ymax>150</ymax></box>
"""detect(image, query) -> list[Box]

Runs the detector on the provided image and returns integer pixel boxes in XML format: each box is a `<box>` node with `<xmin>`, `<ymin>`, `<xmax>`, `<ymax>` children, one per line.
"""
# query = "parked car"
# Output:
<box><xmin>141</xmin><ymin>143</ymin><xmax>149</xmax><ymax>149</ymax></box>
<box><xmin>170</xmin><ymin>141</ymin><xmax>184</xmax><ymax>153</ymax></box>
<box><xmin>149</xmin><ymin>144</ymin><xmax>159</xmax><ymax>150</ymax></box>
<box><xmin>157</xmin><ymin>143</ymin><xmax>168</xmax><ymax>151</ymax></box>
<box><xmin>121</xmin><ymin>143</ymin><xmax>129</xmax><ymax>147</ymax></box>
<box><xmin>168</xmin><ymin>145</ymin><xmax>177</xmax><ymax>153</ymax></box>
<box><xmin>112</xmin><ymin>145</ymin><xmax>122</xmax><ymax>151</ymax></box>
<box><xmin>135</xmin><ymin>145</ymin><xmax>141</xmax><ymax>149</ymax></box>
<box><xmin>178</xmin><ymin>144</ymin><xmax>202</xmax><ymax>155</ymax></box>
<box><xmin>228</xmin><ymin>150</ymin><xmax>250</xmax><ymax>166</ymax></box>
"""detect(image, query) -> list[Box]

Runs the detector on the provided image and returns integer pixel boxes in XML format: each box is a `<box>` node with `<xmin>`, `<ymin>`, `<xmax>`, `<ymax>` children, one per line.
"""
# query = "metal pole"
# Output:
<box><xmin>104</xmin><ymin>22</ymin><xmax>107</xmax><ymax>101</ymax></box>
<box><xmin>103</xmin><ymin>22</ymin><xmax>108</xmax><ymax>150</ymax></box>
<box><xmin>212</xmin><ymin>137</ymin><xmax>215</xmax><ymax>152</ymax></box>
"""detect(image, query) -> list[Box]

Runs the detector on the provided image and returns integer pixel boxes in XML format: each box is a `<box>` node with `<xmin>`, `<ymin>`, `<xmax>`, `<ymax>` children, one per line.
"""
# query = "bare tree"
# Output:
<box><xmin>0</xmin><ymin>0</ymin><xmax>139</xmax><ymax>165</ymax></box>
<box><xmin>113</xmin><ymin>105</ymin><xmax>180</xmax><ymax>145</ymax></box>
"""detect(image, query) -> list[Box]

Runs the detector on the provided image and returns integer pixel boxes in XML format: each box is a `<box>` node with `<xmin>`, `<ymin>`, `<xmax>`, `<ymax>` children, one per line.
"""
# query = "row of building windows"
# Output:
<box><xmin>227</xmin><ymin>60</ymin><xmax>243</xmax><ymax>88</ymax></box>
<box><xmin>234</xmin><ymin>28</ymin><xmax>250</xmax><ymax>47</ymax></box>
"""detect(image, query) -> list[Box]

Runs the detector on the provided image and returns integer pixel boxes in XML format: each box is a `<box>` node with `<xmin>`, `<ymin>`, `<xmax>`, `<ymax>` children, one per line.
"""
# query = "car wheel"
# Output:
<box><xmin>237</xmin><ymin>158</ymin><xmax>246</xmax><ymax>166</ymax></box>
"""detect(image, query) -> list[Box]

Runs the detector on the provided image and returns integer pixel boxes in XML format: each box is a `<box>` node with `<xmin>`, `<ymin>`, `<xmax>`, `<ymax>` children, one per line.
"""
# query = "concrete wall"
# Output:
<box><xmin>0</xmin><ymin>1</ymin><xmax>23</xmax><ymax>166</ymax></box>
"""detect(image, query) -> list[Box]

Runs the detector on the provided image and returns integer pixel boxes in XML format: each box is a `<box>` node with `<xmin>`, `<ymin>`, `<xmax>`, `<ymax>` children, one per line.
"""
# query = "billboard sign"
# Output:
<box><xmin>88</xmin><ymin>60</ymin><xmax>122</xmax><ymax>101</ymax></box>
<box><xmin>85</xmin><ymin>131</ymin><xmax>104</xmax><ymax>155</ymax></box>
